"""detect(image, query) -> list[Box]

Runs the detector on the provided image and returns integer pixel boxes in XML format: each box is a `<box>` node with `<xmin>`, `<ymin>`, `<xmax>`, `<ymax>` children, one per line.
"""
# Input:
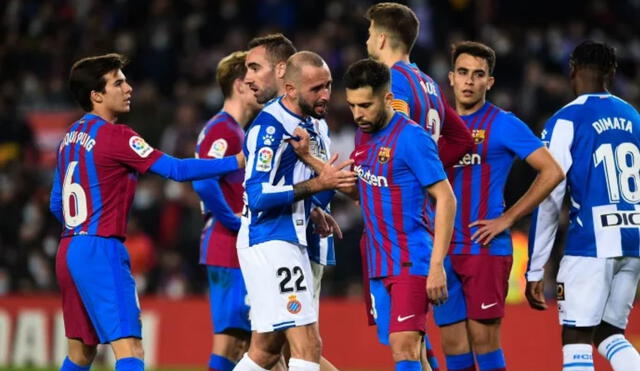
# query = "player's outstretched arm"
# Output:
<box><xmin>192</xmin><ymin>178</ymin><xmax>241</xmax><ymax>231</ymax></box>
<box><xmin>438</xmin><ymin>100</ymin><xmax>474</xmax><ymax>167</ymax></box>
<box><xmin>49</xmin><ymin>166</ymin><xmax>63</xmax><ymax>223</ymax></box>
<box><xmin>292</xmin><ymin>155</ymin><xmax>356</xmax><ymax>201</ymax></box>
<box><xmin>469</xmin><ymin>147</ymin><xmax>565</xmax><ymax>245</ymax></box>
<box><xmin>426</xmin><ymin>179</ymin><xmax>456</xmax><ymax>305</ymax></box>
<box><xmin>148</xmin><ymin>153</ymin><xmax>241</xmax><ymax>182</ymax></box>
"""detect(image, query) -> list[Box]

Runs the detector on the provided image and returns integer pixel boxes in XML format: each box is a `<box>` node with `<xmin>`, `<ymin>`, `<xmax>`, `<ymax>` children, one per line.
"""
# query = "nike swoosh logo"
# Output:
<box><xmin>354</xmin><ymin>151</ymin><xmax>366</xmax><ymax>157</ymax></box>
<box><xmin>397</xmin><ymin>314</ymin><xmax>415</xmax><ymax>322</ymax></box>
<box><xmin>481</xmin><ymin>302</ymin><xmax>498</xmax><ymax>310</ymax></box>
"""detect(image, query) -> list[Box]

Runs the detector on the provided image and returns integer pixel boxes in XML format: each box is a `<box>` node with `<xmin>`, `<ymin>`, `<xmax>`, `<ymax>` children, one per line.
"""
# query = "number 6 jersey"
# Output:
<box><xmin>51</xmin><ymin>113</ymin><xmax>163</xmax><ymax>239</ymax></box>
<box><xmin>528</xmin><ymin>93</ymin><xmax>640</xmax><ymax>279</ymax></box>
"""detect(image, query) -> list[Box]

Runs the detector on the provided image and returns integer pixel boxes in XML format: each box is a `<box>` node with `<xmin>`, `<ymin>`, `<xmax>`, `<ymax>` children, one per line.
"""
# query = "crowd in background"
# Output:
<box><xmin>1</xmin><ymin>0</ymin><xmax>640</xmax><ymax>298</ymax></box>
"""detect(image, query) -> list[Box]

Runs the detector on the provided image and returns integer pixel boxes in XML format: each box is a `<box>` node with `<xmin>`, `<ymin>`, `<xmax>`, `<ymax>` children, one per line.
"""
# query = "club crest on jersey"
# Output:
<box><xmin>377</xmin><ymin>147</ymin><xmax>391</xmax><ymax>163</ymax></box>
<box><xmin>287</xmin><ymin>295</ymin><xmax>302</xmax><ymax>314</ymax></box>
<box><xmin>129</xmin><ymin>136</ymin><xmax>153</xmax><ymax>158</ymax></box>
<box><xmin>256</xmin><ymin>147</ymin><xmax>273</xmax><ymax>172</ymax></box>
<box><xmin>207</xmin><ymin>138</ymin><xmax>227</xmax><ymax>159</ymax></box>
<box><xmin>472</xmin><ymin>129</ymin><xmax>486</xmax><ymax>144</ymax></box>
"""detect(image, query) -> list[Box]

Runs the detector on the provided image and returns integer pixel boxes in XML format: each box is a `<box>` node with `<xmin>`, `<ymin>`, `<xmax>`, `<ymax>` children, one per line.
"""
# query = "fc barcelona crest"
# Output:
<box><xmin>377</xmin><ymin>147</ymin><xmax>391</xmax><ymax>163</ymax></box>
<box><xmin>472</xmin><ymin>129</ymin><xmax>486</xmax><ymax>144</ymax></box>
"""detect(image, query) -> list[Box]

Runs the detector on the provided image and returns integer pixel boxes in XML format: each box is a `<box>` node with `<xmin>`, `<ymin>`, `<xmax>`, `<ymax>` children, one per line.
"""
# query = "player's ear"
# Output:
<box><xmin>284</xmin><ymin>81</ymin><xmax>296</xmax><ymax>99</ymax></box>
<box><xmin>448</xmin><ymin>71</ymin><xmax>454</xmax><ymax>87</ymax></box>
<box><xmin>487</xmin><ymin>76</ymin><xmax>495</xmax><ymax>91</ymax></box>
<box><xmin>90</xmin><ymin>90</ymin><xmax>103</xmax><ymax>105</ymax></box>
<box><xmin>384</xmin><ymin>91</ymin><xmax>393</xmax><ymax>105</ymax></box>
<box><xmin>234</xmin><ymin>78</ymin><xmax>245</xmax><ymax>95</ymax></box>
<box><xmin>275</xmin><ymin>62</ymin><xmax>287</xmax><ymax>80</ymax></box>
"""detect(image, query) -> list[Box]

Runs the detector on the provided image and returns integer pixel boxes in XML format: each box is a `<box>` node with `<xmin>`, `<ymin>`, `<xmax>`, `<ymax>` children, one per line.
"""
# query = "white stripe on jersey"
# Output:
<box><xmin>592</xmin><ymin>204</ymin><xmax>623</xmax><ymax>257</ymax></box>
<box><xmin>527</xmin><ymin>119</ymin><xmax>574</xmax><ymax>281</ymax></box>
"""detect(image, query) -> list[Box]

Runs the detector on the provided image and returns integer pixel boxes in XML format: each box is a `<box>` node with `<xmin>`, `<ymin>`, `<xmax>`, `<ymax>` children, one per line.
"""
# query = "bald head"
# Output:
<box><xmin>282</xmin><ymin>51</ymin><xmax>332</xmax><ymax>119</ymax></box>
<box><xmin>284</xmin><ymin>51</ymin><xmax>328</xmax><ymax>85</ymax></box>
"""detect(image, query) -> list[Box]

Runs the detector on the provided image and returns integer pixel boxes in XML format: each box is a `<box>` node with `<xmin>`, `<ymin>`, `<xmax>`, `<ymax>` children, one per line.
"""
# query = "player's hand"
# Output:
<box><xmin>235</xmin><ymin>152</ymin><xmax>245</xmax><ymax>169</ymax></box>
<box><xmin>309</xmin><ymin>208</ymin><xmax>343</xmax><ymax>239</ymax></box>
<box><xmin>525</xmin><ymin>280</ymin><xmax>547</xmax><ymax>311</ymax></box>
<box><xmin>426</xmin><ymin>263</ymin><xmax>448</xmax><ymax>305</ymax></box>
<box><xmin>317</xmin><ymin>154</ymin><xmax>357</xmax><ymax>190</ymax></box>
<box><xmin>288</xmin><ymin>127</ymin><xmax>311</xmax><ymax>160</ymax></box>
<box><xmin>469</xmin><ymin>214</ymin><xmax>514</xmax><ymax>246</ymax></box>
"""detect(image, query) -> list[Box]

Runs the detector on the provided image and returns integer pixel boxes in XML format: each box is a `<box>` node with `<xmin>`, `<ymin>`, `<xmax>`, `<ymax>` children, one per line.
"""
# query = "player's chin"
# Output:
<box><xmin>357</xmin><ymin>122</ymin><xmax>373</xmax><ymax>132</ymax></box>
<box><xmin>312</xmin><ymin>105</ymin><xmax>328</xmax><ymax>118</ymax></box>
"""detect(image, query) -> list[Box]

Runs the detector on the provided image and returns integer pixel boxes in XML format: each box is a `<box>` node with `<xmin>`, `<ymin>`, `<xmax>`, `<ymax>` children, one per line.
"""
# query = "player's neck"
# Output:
<box><xmin>380</xmin><ymin>52</ymin><xmax>410</xmax><ymax>68</ymax></box>
<box><xmin>90</xmin><ymin>107</ymin><xmax>117</xmax><ymax>123</ymax></box>
<box><xmin>456</xmin><ymin>99</ymin><xmax>486</xmax><ymax>116</ymax></box>
<box><xmin>223</xmin><ymin>99</ymin><xmax>251</xmax><ymax>128</ymax></box>
<box><xmin>281</xmin><ymin>95</ymin><xmax>305</xmax><ymax>118</ymax></box>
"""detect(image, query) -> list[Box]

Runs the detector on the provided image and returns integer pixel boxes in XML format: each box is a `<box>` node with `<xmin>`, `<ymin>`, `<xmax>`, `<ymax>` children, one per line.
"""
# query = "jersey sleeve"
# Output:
<box><xmin>527</xmin><ymin>116</ymin><xmax>574</xmax><ymax>281</ymax></box>
<box><xmin>244</xmin><ymin>115</ymin><xmax>294</xmax><ymax>212</ymax></box>
<box><xmin>193</xmin><ymin>121</ymin><xmax>242</xmax><ymax>230</ymax></box>
<box><xmin>402</xmin><ymin>125</ymin><xmax>447</xmax><ymax>187</ymax></box>
<box><xmin>50</xmin><ymin>165</ymin><xmax>63</xmax><ymax>224</ymax></box>
<box><xmin>501</xmin><ymin>114</ymin><xmax>544</xmax><ymax>160</ymax></box>
<box><xmin>438</xmin><ymin>95</ymin><xmax>474</xmax><ymax>167</ymax></box>
<box><xmin>107</xmin><ymin>125</ymin><xmax>163</xmax><ymax>173</ymax></box>
<box><xmin>390</xmin><ymin>68</ymin><xmax>411</xmax><ymax>116</ymax></box>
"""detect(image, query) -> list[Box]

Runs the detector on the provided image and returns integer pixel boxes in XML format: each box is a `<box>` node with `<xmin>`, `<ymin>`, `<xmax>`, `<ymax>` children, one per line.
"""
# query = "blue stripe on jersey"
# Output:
<box><xmin>72</xmin><ymin>120</ymin><xmax>92</xmax><ymax>235</ymax></box>
<box><xmin>200</xmin><ymin>223</ymin><xmax>214</xmax><ymax>265</ymax></box>
<box><xmin>63</xmin><ymin>121</ymin><xmax>82</xmax><ymax>232</ymax></box>
<box><xmin>195</xmin><ymin>112</ymin><xmax>232</xmax><ymax>155</ymax></box>
<box><xmin>86</xmin><ymin>120</ymin><xmax>107</xmax><ymax>234</ymax></box>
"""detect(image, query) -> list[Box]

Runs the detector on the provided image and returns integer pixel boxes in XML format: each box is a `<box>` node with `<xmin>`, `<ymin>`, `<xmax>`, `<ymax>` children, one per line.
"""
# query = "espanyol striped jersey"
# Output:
<box><xmin>237</xmin><ymin>97</ymin><xmax>331</xmax><ymax>248</ymax></box>
<box><xmin>448</xmin><ymin>102</ymin><xmax>542</xmax><ymax>255</ymax></box>
<box><xmin>195</xmin><ymin>111</ymin><xmax>245</xmax><ymax>267</ymax></box>
<box><xmin>390</xmin><ymin>61</ymin><xmax>445</xmax><ymax>139</ymax></box>
<box><xmin>352</xmin><ymin>112</ymin><xmax>447</xmax><ymax>278</ymax></box>
<box><xmin>53</xmin><ymin>113</ymin><xmax>163</xmax><ymax>239</ymax></box>
<box><xmin>528</xmin><ymin>93</ymin><xmax>640</xmax><ymax>280</ymax></box>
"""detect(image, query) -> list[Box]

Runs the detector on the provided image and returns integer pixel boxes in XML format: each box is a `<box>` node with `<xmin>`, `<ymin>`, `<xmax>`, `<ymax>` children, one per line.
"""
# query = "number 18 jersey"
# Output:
<box><xmin>529</xmin><ymin>94</ymin><xmax>640</xmax><ymax>267</ymax></box>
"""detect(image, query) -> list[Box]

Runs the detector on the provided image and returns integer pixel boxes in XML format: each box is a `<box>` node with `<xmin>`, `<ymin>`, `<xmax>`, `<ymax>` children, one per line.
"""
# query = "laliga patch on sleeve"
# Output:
<box><xmin>207</xmin><ymin>138</ymin><xmax>228</xmax><ymax>159</ymax></box>
<box><xmin>129</xmin><ymin>136</ymin><xmax>153</xmax><ymax>158</ymax></box>
<box><xmin>256</xmin><ymin>147</ymin><xmax>273</xmax><ymax>172</ymax></box>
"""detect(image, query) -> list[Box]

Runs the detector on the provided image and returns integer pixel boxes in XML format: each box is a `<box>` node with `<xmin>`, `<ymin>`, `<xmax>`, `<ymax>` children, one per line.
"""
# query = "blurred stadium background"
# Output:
<box><xmin>1</xmin><ymin>0</ymin><xmax>639</xmax><ymax>370</ymax></box>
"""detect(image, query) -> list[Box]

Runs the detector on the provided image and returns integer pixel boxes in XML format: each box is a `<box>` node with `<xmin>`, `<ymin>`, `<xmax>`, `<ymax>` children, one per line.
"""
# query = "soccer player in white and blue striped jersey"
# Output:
<box><xmin>234</xmin><ymin>51</ymin><xmax>356</xmax><ymax>371</ymax></box>
<box><xmin>527</xmin><ymin>40</ymin><xmax>640</xmax><ymax>371</ymax></box>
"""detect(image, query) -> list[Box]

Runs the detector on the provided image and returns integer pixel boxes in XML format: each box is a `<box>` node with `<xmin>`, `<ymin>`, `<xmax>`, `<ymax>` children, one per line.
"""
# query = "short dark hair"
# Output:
<box><xmin>570</xmin><ymin>40</ymin><xmax>617</xmax><ymax>77</ymax></box>
<box><xmin>344</xmin><ymin>58</ymin><xmax>390</xmax><ymax>93</ymax></box>
<box><xmin>451</xmin><ymin>41</ymin><xmax>496</xmax><ymax>74</ymax></box>
<box><xmin>216</xmin><ymin>51</ymin><xmax>248</xmax><ymax>99</ymax></box>
<box><xmin>248</xmin><ymin>33</ymin><xmax>297</xmax><ymax>65</ymax></box>
<box><xmin>69</xmin><ymin>53</ymin><xmax>129</xmax><ymax>112</ymax></box>
<box><xmin>365</xmin><ymin>2</ymin><xmax>419</xmax><ymax>54</ymax></box>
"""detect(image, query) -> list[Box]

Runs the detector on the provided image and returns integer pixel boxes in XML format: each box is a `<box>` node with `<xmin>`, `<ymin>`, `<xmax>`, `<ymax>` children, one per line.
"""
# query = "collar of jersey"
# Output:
<box><xmin>81</xmin><ymin>113</ymin><xmax>108</xmax><ymax>123</ymax></box>
<box><xmin>460</xmin><ymin>101</ymin><xmax>492</xmax><ymax>120</ymax></box>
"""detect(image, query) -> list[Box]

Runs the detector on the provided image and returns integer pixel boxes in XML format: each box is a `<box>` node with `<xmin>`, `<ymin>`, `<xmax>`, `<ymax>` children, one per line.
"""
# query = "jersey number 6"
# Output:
<box><xmin>62</xmin><ymin>161</ymin><xmax>88</xmax><ymax>228</ymax></box>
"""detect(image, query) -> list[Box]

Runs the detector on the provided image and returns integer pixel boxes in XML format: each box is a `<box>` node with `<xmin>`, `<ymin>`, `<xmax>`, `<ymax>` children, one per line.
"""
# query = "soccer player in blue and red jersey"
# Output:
<box><xmin>192</xmin><ymin>51</ymin><xmax>261</xmax><ymax>371</ymax></box>
<box><xmin>50</xmin><ymin>53</ymin><xmax>243</xmax><ymax>371</ymax></box>
<box><xmin>344</xmin><ymin>58</ymin><xmax>456</xmax><ymax>371</ymax></box>
<box><xmin>365</xmin><ymin>2</ymin><xmax>473</xmax><ymax>168</ymax></box>
<box><xmin>431</xmin><ymin>42</ymin><xmax>564</xmax><ymax>371</ymax></box>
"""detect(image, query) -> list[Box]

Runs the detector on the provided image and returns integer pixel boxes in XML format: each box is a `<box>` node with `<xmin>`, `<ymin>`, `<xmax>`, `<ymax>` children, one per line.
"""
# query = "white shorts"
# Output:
<box><xmin>556</xmin><ymin>255</ymin><xmax>640</xmax><ymax>329</ymax></box>
<box><xmin>238</xmin><ymin>240</ymin><xmax>317</xmax><ymax>333</ymax></box>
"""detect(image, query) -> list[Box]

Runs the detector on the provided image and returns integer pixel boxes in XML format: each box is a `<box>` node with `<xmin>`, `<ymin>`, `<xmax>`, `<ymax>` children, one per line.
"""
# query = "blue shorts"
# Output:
<box><xmin>369</xmin><ymin>277</ymin><xmax>392</xmax><ymax>345</ymax></box>
<box><xmin>432</xmin><ymin>256</ymin><xmax>468</xmax><ymax>326</ymax></box>
<box><xmin>56</xmin><ymin>235</ymin><xmax>141</xmax><ymax>345</ymax></box>
<box><xmin>207</xmin><ymin>266</ymin><xmax>251</xmax><ymax>333</ymax></box>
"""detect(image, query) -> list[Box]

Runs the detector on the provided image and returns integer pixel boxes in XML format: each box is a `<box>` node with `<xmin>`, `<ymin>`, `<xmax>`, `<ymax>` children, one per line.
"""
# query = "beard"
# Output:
<box><xmin>356</xmin><ymin>107</ymin><xmax>388</xmax><ymax>133</ymax></box>
<box><xmin>255</xmin><ymin>84</ymin><xmax>279</xmax><ymax>104</ymax></box>
<box><xmin>299</xmin><ymin>96</ymin><xmax>328</xmax><ymax>119</ymax></box>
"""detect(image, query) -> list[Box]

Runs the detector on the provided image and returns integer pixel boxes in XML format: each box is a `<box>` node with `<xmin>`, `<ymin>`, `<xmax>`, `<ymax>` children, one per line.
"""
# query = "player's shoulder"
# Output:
<box><xmin>491</xmin><ymin>104</ymin><xmax>529</xmax><ymax>128</ymax></box>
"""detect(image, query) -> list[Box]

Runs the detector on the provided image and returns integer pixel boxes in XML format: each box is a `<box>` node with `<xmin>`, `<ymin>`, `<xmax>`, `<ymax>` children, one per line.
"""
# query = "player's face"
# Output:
<box><xmin>449</xmin><ymin>53</ymin><xmax>495</xmax><ymax>110</ymax></box>
<box><xmin>366</xmin><ymin>23</ymin><xmax>381</xmax><ymax>60</ymax></box>
<box><xmin>296</xmin><ymin>65</ymin><xmax>332</xmax><ymax>119</ymax></box>
<box><xmin>97</xmin><ymin>69</ymin><xmax>132</xmax><ymax>114</ymax></box>
<box><xmin>238</xmin><ymin>77</ymin><xmax>263</xmax><ymax>117</ymax></box>
<box><xmin>245</xmin><ymin>46</ymin><xmax>279</xmax><ymax>104</ymax></box>
<box><xmin>346</xmin><ymin>86</ymin><xmax>390</xmax><ymax>133</ymax></box>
